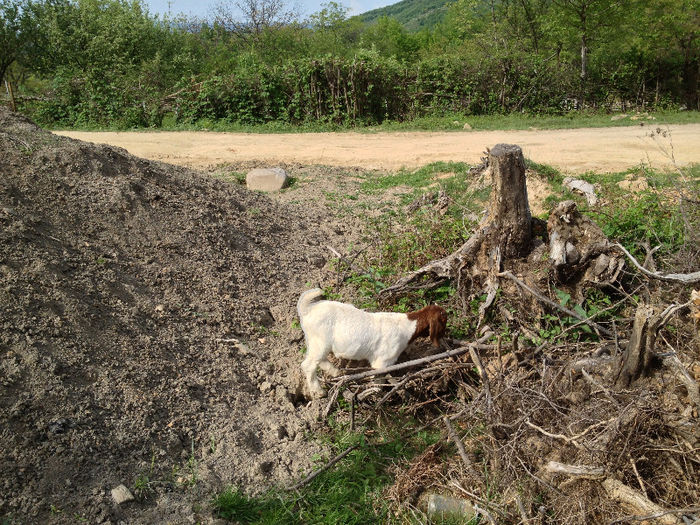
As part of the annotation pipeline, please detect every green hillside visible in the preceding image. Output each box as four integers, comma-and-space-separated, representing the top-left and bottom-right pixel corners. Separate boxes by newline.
359, 0, 456, 31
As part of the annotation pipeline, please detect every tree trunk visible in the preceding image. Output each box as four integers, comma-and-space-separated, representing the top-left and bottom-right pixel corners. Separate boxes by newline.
5, 79, 17, 112
580, 33, 588, 107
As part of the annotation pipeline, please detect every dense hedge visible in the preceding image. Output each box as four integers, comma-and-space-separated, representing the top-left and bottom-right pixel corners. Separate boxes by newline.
168, 53, 579, 126
9, 0, 697, 128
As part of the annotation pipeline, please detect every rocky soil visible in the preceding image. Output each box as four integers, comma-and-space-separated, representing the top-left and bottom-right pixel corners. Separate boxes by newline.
0, 108, 361, 524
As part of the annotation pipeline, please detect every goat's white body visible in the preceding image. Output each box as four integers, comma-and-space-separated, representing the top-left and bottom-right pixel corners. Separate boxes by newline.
298, 288, 417, 395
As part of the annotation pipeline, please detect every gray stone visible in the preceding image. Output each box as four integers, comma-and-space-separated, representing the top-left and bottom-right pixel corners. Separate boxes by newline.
246, 168, 289, 192
110, 484, 134, 505
563, 176, 598, 206
462, 122, 472, 130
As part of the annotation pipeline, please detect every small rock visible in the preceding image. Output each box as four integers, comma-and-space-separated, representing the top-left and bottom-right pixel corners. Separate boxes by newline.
260, 381, 272, 393
111, 484, 134, 505
462, 122, 472, 130
246, 167, 289, 192
154, 304, 164, 313
48, 418, 73, 434
563, 177, 598, 206
610, 114, 628, 121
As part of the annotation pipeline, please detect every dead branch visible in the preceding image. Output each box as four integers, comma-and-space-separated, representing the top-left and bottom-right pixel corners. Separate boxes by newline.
545, 461, 605, 479
581, 369, 620, 407
663, 354, 700, 411
499, 271, 614, 337
474, 503, 497, 525
379, 232, 483, 296
602, 478, 683, 525
469, 346, 493, 412
288, 444, 358, 491
327, 244, 368, 282
629, 456, 648, 499
514, 494, 529, 523
324, 336, 494, 417
448, 481, 508, 519
608, 507, 700, 525
614, 243, 700, 284
332, 337, 495, 384
444, 417, 478, 476
525, 420, 586, 451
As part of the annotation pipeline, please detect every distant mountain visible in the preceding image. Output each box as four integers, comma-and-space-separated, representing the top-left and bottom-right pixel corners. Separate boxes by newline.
358, 0, 457, 31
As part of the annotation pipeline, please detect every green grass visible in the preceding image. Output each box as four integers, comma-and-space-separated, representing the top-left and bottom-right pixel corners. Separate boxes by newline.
356, 162, 489, 287
45, 110, 700, 133
213, 423, 441, 524
211, 170, 246, 185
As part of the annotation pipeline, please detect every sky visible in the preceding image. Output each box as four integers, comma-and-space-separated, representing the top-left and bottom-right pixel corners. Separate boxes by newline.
144, 0, 395, 19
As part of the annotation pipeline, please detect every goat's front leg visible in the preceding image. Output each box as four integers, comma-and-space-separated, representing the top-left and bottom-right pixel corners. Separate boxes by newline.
301, 339, 327, 397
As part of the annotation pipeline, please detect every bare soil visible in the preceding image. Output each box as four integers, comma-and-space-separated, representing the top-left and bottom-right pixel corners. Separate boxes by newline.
55, 124, 700, 173
0, 109, 378, 524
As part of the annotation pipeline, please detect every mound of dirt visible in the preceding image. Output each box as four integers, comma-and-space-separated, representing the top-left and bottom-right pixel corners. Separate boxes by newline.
0, 108, 338, 523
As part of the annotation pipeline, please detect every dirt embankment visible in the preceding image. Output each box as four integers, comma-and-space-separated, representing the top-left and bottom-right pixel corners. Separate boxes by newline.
55, 124, 700, 173
0, 109, 359, 524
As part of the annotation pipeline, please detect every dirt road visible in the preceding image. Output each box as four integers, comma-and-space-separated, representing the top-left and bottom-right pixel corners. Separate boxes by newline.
55, 124, 700, 173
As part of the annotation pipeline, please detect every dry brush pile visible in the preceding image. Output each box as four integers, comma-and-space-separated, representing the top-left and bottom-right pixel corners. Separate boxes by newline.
323, 145, 700, 524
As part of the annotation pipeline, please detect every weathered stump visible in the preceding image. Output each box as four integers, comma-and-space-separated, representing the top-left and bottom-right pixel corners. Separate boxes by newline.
381, 144, 623, 311
547, 200, 624, 301
380, 144, 533, 298
615, 304, 656, 388
483, 144, 532, 260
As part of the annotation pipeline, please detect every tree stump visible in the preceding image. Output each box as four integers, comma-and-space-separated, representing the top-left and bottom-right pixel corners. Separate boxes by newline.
380, 144, 622, 311
380, 144, 533, 298
483, 144, 532, 260
615, 304, 656, 388
547, 200, 624, 301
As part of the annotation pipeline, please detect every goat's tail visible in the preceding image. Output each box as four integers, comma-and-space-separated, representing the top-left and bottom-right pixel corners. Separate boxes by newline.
297, 288, 324, 317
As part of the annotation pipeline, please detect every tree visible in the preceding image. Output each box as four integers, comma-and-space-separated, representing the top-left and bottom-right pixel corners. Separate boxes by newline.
211, 0, 299, 40
548, 0, 624, 101
360, 16, 419, 62
0, 0, 31, 108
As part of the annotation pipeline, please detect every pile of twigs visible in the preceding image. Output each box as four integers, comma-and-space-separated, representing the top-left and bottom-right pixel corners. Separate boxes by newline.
315, 265, 699, 524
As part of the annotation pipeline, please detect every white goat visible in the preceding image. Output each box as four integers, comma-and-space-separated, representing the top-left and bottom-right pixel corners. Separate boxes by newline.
297, 288, 447, 397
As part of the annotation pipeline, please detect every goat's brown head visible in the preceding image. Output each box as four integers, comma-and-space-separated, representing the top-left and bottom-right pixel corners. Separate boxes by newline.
408, 305, 448, 347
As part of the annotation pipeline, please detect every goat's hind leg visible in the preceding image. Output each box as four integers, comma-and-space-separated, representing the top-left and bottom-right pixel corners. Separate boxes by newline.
319, 359, 341, 378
